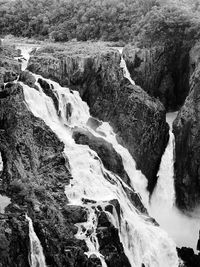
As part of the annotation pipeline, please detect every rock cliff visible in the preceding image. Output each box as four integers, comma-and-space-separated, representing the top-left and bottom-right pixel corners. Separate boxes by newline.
173, 61, 200, 210
27, 43, 169, 192
122, 44, 190, 111
0, 44, 21, 88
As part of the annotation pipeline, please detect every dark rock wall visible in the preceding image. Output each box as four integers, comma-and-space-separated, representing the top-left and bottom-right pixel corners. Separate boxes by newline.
0, 214, 30, 267
173, 64, 200, 210
122, 44, 190, 111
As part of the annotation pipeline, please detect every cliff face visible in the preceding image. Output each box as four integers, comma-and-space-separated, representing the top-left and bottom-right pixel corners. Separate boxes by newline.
27, 44, 169, 192
122, 44, 190, 111
173, 63, 200, 210
0, 45, 21, 88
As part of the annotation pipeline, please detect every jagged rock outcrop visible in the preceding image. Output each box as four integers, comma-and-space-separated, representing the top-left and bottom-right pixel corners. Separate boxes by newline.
122, 44, 190, 111
27, 43, 169, 192
0, 45, 21, 88
173, 62, 200, 210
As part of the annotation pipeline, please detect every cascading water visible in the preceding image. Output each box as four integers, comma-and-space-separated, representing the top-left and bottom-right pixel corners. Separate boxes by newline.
118, 48, 135, 85
118, 46, 200, 252
149, 112, 200, 251
26, 215, 46, 267
20, 68, 179, 266
0, 152, 11, 213
150, 112, 177, 211
75, 206, 107, 267
0, 152, 3, 172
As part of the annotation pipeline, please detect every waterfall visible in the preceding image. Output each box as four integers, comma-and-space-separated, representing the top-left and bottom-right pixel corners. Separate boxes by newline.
150, 112, 200, 251
0, 152, 3, 172
75, 206, 107, 267
88, 121, 149, 208
118, 47, 135, 85
0, 153, 11, 214
20, 71, 179, 267
150, 113, 177, 211
26, 215, 46, 267
0, 194, 10, 214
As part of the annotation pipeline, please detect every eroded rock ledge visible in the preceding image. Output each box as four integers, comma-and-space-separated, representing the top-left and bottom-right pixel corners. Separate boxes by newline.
27, 43, 169, 192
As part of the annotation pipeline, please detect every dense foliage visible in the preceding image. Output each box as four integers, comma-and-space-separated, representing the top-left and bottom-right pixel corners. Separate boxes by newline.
0, 0, 159, 42
135, 4, 200, 48
0, 0, 200, 44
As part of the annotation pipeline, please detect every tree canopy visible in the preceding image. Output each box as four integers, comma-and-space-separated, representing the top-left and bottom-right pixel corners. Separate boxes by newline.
0, 0, 200, 44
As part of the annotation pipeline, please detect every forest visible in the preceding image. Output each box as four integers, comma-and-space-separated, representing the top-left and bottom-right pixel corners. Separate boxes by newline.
0, 0, 200, 43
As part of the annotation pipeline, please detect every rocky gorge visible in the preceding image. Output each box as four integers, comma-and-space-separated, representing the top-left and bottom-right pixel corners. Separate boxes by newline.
1, 36, 200, 267
27, 43, 169, 193
0, 43, 137, 266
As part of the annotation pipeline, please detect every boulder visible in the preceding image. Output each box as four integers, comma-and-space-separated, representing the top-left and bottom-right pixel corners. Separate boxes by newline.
72, 128, 130, 186
27, 43, 169, 192
18, 70, 39, 91
37, 77, 59, 112
122, 44, 190, 111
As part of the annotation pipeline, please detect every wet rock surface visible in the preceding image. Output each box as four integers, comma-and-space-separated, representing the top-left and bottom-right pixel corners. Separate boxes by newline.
122, 44, 190, 111
27, 43, 169, 192
97, 207, 131, 267
37, 77, 59, 112
72, 128, 131, 186
18, 70, 39, 91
